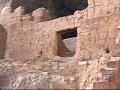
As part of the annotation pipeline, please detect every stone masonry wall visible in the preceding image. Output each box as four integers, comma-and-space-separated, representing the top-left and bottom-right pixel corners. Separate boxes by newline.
0, 7, 38, 60
0, 0, 120, 89
36, 11, 120, 60
79, 0, 120, 19
0, 0, 119, 60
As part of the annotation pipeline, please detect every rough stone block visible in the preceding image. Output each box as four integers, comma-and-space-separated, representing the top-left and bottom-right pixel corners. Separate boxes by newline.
93, 81, 110, 89
100, 68, 115, 75
106, 60, 117, 68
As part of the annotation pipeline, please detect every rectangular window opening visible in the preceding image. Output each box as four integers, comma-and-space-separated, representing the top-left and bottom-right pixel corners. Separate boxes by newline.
57, 28, 77, 57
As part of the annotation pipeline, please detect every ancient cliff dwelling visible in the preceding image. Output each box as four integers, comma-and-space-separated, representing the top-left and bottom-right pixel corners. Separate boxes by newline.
0, 0, 120, 89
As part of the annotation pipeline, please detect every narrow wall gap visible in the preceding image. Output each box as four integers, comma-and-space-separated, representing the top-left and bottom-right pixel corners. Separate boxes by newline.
0, 25, 7, 59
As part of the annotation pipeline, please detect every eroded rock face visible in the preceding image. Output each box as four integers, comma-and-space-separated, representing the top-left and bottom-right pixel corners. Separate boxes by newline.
0, 0, 88, 18
0, 6, 12, 15
32, 8, 52, 22
0, 0, 11, 12
14, 6, 25, 16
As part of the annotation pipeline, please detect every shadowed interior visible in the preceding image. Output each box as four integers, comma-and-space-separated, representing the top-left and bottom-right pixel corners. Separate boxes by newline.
57, 28, 77, 57
0, 25, 7, 59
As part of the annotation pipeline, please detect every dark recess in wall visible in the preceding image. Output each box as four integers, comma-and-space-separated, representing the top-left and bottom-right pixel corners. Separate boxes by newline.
57, 28, 77, 57
0, 25, 7, 59
59, 28, 77, 39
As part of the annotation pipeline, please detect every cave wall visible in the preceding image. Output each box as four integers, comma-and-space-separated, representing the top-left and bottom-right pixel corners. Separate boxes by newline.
0, 0, 88, 18
0, 0, 10, 12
